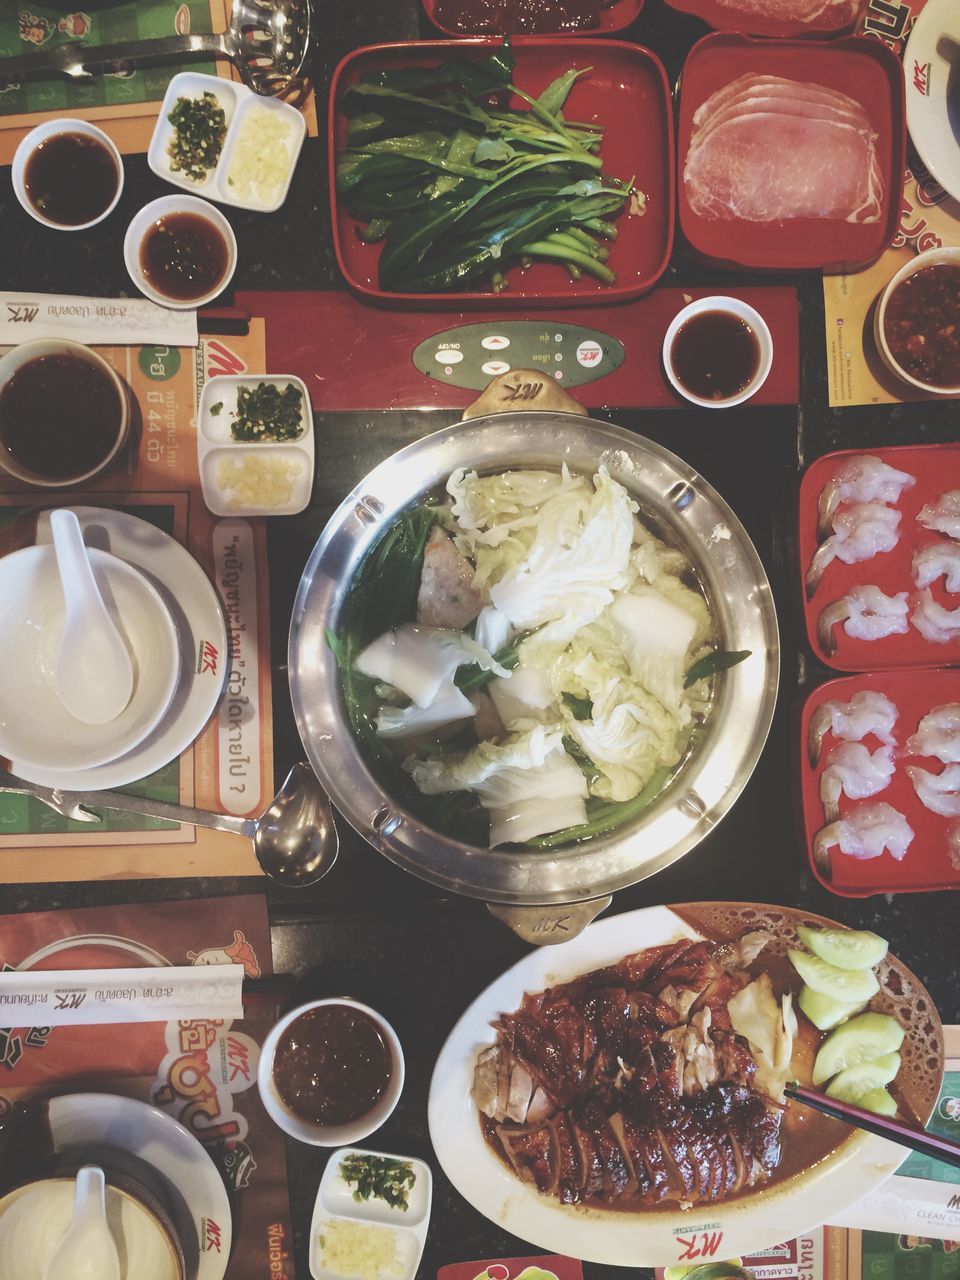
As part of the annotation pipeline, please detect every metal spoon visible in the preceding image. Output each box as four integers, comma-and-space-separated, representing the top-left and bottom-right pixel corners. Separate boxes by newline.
0, 0, 312, 97
0, 762, 338, 888
50, 510, 134, 726
44, 1166, 120, 1280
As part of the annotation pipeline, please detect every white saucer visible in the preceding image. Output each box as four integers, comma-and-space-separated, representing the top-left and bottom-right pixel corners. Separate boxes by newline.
47, 1092, 231, 1280
10, 507, 227, 790
905, 0, 960, 203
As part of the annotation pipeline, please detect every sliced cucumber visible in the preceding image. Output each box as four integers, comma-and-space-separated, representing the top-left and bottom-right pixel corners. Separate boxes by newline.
788, 950, 880, 1004
812, 1012, 905, 1085
797, 925, 888, 971
798, 985, 865, 1031
825, 1052, 901, 1103
857, 1087, 899, 1118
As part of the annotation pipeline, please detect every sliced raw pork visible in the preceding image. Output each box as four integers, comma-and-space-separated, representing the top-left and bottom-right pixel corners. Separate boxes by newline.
714, 0, 862, 27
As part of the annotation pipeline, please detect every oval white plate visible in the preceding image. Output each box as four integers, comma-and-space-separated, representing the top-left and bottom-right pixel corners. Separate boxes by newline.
428, 903, 940, 1267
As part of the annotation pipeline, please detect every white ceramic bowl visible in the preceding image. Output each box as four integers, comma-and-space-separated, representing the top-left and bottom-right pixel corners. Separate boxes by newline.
662, 295, 774, 408
0, 338, 130, 487
123, 194, 237, 310
874, 245, 960, 395
12, 118, 123, 230
258, 999, 405, 1147
0, 544, 180, 772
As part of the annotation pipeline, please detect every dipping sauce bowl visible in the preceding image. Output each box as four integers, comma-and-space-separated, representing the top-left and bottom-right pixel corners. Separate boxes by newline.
662, 295, 773, 408
124, 195, 237, 310
258, 998, 405, 1147
12, 119, 123, 231
874, 246, 960, 395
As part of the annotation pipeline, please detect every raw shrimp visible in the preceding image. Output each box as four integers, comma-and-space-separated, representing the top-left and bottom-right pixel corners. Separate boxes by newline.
917, 490, 960, 540
819, 742, 895, 823
812, 801, 914, 878
807, 689, 899, 766
817, 454, 915, 539
816, 584, 909, 656
910, 588, 960, 644
906, 763, 960, 817
805, 503, 901, 598
907, 703, 960, 764
949, 824, 960, 872
912, 540, 960, 593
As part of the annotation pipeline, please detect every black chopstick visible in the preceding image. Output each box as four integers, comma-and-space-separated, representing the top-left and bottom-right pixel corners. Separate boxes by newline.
786, 1082, 960, 1170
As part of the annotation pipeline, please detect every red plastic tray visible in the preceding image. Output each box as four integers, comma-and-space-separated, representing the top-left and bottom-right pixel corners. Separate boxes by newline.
421, 0, 643, 37
663, 0, 860, 39
800, 445, 960, 671
676, 33, 905, 272
328, 40, 674, 308
800, 671, 960, 896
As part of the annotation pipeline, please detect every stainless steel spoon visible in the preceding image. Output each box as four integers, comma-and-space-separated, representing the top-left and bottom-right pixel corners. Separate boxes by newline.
0, 762, 338, 887
0, 0, 312, 97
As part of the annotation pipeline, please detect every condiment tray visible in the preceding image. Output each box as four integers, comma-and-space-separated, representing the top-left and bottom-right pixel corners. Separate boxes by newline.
197, 374, 314, 517
309, 1148, 432, 1280
148, 72, 306, 213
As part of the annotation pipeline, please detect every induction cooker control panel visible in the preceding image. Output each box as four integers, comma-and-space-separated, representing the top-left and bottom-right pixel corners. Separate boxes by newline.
412, 321, 626, 391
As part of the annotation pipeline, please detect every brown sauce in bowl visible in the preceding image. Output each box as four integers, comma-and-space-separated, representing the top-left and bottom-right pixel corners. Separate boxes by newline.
670, 310, 761, 402
273, 1005, 392, 1126
883, 262, 960, 388
433, 0, 616, 32
0, 354, 123, 481
24, 132, 120, 226
140, 211, 229, 302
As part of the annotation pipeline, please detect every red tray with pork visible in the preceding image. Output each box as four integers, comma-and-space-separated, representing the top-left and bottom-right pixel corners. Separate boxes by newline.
663, 0, 864, 40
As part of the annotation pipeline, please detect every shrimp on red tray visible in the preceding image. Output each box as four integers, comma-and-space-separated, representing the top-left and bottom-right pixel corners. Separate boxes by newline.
806, 503, 901, 598
917, 490, 960, 541
817, 454, 915, 540
907, 703, 960, 764
807, 689, 899, 767
819, 742, 895, 823
813, 801, 915, 879
816, 584, 908, 656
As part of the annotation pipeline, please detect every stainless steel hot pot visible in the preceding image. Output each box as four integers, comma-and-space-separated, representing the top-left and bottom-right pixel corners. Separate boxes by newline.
288, 403, 779, 939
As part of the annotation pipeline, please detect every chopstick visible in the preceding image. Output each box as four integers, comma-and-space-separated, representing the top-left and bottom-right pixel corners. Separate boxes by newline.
786, 1082, 960, 1170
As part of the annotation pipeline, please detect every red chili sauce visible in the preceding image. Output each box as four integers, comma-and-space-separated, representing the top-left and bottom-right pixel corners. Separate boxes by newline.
433, 0, 616, 33
273, 1005, 392, 1125
883, 263, 960, 388
670, 309, 761, 402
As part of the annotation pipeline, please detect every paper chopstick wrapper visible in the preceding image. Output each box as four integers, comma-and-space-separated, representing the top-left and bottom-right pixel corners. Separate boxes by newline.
0, 964, 244, 1026
0, 292, 198, 348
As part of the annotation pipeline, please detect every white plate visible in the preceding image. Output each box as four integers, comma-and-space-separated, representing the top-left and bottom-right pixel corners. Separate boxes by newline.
904, 0, 960, 204
148, 72, 306, 213
47, 1092, 231, 1280
428, 903, 940, 1268
310, 1148, 432, 1280
11, 506, 227, 790
198, 375, 314, 517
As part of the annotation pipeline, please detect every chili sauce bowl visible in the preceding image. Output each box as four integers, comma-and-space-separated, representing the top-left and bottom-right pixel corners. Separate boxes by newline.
12, 118, 123, 231
874, 246, 960, 395
123, 195, 237, 311
0, 338, 130, 488
662, 295, 773, 408
258, 998, 405, 1147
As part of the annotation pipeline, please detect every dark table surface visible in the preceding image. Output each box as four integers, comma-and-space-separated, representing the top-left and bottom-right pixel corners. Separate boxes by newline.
1, 2, 959, 1277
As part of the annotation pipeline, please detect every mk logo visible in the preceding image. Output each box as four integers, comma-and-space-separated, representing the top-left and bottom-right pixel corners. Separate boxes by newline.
675, 1232, 724, 1261
54, 991, 86, 1010
5, 304, 39, 324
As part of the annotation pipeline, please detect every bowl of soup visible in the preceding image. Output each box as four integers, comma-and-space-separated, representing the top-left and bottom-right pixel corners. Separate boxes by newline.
0, 339, 130, 487
875, 246, 960, 394
258, 998, 405, 1146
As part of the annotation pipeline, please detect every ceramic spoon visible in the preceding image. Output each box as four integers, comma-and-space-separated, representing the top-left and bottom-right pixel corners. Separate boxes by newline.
44, 1166, 121, 1280
50, 509, 133, 725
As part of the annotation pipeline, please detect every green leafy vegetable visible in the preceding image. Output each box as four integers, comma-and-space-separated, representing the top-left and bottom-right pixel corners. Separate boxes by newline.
683, 650, 750, 688
210, 402, 223, 416
562, 691, 593, 721
228, 382, 304, 443
339, 1153, 416, 1212
167, 92, 226, 182
525, 765, 671, 848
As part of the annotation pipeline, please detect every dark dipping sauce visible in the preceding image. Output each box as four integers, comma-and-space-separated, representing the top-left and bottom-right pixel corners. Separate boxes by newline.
25, 132, 120, 226
670, 309, 762, 402
140, 211, 229, 302
0, 354, 122, 480
273, 1005, 392, 1126
883, 262, 960, 388
434, 0, 616, 33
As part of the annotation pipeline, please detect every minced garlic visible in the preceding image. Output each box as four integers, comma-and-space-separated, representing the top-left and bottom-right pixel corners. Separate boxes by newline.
225, 106, 295, 203
317, 1219, 403, 1280
216, 454, 301, 511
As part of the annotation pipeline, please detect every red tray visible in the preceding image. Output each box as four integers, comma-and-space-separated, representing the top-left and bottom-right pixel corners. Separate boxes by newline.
800, 445, 960, 671
421, 0, 643, 37
676, 33, 905, 272
663, 0, 861, 39
328, 39, 674, 308
799, 671, 960, 896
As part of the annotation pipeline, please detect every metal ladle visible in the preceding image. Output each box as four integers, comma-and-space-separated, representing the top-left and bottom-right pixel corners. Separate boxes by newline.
0, 762, 338, 888
0, 0, 312, 97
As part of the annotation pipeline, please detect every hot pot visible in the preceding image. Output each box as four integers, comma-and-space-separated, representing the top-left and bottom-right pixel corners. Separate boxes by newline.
288, 374, 779, 941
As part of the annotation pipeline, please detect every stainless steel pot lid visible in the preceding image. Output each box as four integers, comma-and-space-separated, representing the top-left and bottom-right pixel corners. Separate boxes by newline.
288, 410, 779, 906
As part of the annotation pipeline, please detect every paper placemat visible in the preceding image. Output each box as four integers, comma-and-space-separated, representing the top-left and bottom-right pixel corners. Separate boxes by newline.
0, 321, 274, 882
822, 0, 960, 407
0, 893, 294, 1280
